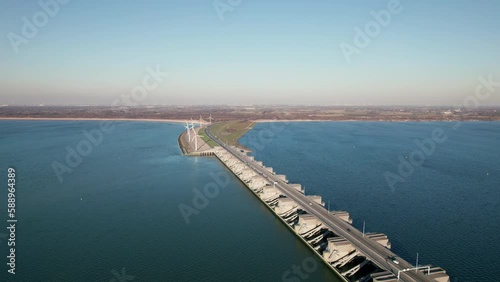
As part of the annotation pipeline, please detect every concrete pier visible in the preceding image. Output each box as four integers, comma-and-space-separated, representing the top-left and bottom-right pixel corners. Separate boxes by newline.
295, 214, 323, 235
260, 186, 281, 203
308, 195, 325, 206
248, 176, 267, 190
324, 237, 356, 263
289, 183, 304, 193
275, 198, 299, 216
366, 233, 391, 249
264, 166, 274, 174
275, 174, 288, 183
331, 211, 352, 224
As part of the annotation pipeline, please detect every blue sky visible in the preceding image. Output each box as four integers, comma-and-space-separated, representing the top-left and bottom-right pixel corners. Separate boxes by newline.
1, 0, 499, 105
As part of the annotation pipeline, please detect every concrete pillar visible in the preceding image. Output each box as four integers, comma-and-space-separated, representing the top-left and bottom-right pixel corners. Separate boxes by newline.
294, 214, 322, 235
331, 211, 352, 224
366, 233, 391, 249
307, 195, 325, 206
275, 197, 299, 216
323, 237, 356, 263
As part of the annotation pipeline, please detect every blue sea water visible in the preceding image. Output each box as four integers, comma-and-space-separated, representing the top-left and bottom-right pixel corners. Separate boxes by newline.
240, 121, 500, 282
0, 120, 339, 281
1, 120, 498, 281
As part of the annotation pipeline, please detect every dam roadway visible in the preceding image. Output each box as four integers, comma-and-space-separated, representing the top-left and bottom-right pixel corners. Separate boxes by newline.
205, 125, 435, 282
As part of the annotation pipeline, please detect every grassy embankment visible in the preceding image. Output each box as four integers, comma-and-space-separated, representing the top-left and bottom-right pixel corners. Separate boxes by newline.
206, 121, 255, 148
198, 127, 218, 147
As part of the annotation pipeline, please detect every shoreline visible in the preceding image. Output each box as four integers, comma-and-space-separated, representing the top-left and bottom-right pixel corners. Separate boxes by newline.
1, 117, 499, 123
0, 117, 189, 124
252, 118, 500, 123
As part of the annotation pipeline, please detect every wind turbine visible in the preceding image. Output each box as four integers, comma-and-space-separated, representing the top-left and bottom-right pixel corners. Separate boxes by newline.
208, 114, 214, 125
189, 119, 195, 141
191, 126, 202, 151
199, 115, 204, 128
184, 121, 191, 141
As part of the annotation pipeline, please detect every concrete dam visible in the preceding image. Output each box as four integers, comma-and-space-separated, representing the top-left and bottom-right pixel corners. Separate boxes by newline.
181, 124, 451, 282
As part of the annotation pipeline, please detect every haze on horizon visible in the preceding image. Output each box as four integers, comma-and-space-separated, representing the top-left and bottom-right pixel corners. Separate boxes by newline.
1, 0, 499, 106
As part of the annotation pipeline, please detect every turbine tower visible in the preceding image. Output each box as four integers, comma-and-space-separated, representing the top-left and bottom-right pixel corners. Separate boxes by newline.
191, 126, 202, 151
189, 119, 195, 141
184, 121, 191, 141
208, 114, 214, 124
199, 115, 203, 128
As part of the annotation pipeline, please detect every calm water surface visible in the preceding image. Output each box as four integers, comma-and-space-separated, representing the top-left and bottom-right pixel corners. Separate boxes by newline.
0, 120, 339, 281
240, 121, 500, 282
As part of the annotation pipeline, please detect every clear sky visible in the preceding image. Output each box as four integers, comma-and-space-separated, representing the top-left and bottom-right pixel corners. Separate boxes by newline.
1, 0, 499, 106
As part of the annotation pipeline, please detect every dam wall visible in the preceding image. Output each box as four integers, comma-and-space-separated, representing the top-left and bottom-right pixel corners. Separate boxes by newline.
188, 139, 450, 282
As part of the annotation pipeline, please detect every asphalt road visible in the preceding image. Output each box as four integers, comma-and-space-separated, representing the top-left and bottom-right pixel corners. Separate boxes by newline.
205, 126, 435, 282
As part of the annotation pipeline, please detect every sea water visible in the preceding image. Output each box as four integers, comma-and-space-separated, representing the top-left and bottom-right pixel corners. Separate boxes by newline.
240, 121, 500, 282
0, 120, 339, 281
